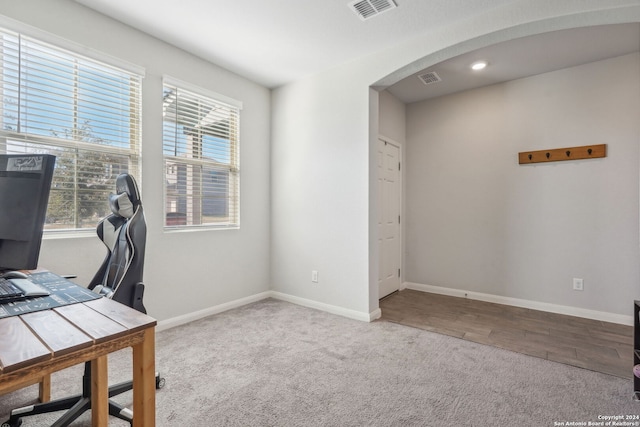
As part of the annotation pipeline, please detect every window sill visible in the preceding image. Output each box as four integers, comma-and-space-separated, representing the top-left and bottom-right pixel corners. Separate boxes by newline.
42, 230, 96, 240
163, 225, 240, 234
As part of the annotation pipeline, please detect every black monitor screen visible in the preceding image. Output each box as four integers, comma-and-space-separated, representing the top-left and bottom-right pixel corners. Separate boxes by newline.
0, 154, 56, 271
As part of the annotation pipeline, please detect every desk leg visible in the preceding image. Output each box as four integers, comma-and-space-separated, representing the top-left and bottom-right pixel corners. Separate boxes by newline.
133, 327, 156, 427
38, 374, 51, 402
91, 355, 109, 427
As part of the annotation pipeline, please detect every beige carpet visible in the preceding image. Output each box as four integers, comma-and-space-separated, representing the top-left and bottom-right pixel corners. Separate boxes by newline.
0, 298, 638, 426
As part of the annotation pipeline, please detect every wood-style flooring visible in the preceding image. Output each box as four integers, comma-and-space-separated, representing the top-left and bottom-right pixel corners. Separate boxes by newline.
379, 289, 633, 379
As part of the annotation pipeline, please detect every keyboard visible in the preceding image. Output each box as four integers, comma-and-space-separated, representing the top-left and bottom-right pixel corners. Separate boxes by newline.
0, 277, 50, 303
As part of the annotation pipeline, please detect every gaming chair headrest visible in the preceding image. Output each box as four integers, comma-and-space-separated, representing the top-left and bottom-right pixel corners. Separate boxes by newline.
108, 174, 141, 219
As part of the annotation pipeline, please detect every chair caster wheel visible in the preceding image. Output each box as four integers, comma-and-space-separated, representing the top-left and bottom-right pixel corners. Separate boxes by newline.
2, 419, 22, 427
156, 376, 166, 389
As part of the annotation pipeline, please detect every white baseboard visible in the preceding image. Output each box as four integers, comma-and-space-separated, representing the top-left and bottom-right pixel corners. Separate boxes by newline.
270, 291, 381, 322
156, 291, 272, 332
157, 291, 380, 332
404, 282, 633, 326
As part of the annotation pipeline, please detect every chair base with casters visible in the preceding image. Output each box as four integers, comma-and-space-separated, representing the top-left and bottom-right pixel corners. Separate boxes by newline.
2, 362, 164, 427
1, 375, 51, 405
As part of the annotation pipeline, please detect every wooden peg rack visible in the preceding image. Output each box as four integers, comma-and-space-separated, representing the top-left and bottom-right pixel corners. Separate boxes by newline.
518, 144, 606, 165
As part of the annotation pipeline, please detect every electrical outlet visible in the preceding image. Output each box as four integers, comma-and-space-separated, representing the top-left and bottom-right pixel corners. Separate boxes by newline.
573, 278, 584, 291
311, 270, 318, 283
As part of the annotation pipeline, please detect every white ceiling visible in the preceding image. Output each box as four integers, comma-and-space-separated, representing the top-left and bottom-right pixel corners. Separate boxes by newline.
387, 23, 640, 103
74, 1, 640, 103
74, 0, 519, 88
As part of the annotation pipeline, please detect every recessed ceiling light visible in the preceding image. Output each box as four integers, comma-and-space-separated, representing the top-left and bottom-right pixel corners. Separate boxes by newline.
471, 61, 488, 71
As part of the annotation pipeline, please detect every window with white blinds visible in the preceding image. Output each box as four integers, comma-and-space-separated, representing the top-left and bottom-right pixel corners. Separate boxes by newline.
162, 80, 240, 229
0, 29, 142, 232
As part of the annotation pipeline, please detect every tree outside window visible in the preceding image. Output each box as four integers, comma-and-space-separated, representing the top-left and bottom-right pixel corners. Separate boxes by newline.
0, 30, 142, 231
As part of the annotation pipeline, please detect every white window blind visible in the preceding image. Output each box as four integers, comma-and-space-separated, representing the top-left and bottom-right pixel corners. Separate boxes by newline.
0, 29, 142, 231
162, 81, 240, 229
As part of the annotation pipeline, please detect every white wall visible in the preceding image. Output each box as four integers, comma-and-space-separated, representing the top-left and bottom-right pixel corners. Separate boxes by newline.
0, 0, 271, 321
404, 53, 640, 317
1, 0, 639, 324
378, 90, 406, 144
272, 1, 640, 319
271, 67, 373, 316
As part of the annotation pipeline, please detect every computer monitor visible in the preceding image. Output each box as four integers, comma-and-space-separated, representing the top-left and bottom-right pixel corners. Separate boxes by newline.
0, 154, 56, 271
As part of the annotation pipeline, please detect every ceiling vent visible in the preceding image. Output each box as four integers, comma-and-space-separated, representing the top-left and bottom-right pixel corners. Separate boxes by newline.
418, 71, 441, 85
349, 0, 397, 21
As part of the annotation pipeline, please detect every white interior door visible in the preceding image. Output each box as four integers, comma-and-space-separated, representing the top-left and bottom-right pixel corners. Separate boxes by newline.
378, 137, 401, 299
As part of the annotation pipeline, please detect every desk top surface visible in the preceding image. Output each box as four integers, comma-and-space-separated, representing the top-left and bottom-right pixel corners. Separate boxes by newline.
0, 279, 156, 375
0, 271, 101, 318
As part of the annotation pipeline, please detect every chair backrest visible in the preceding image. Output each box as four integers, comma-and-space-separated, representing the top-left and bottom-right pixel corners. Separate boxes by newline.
89, 174, 147, 313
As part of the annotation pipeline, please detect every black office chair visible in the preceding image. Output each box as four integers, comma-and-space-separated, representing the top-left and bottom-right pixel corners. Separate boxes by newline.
3, 173, 163, 427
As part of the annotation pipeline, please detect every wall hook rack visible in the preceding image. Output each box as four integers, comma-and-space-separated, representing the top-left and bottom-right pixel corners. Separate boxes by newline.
518, 144, 606, 165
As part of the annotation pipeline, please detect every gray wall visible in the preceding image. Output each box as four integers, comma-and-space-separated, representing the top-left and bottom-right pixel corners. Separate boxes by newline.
272, 2, 640, 320
378, 90, 407, 287
1, 0, 638, 324
404, 53, 640, 316
378, 90, 406, 144
0, 0, 272, 322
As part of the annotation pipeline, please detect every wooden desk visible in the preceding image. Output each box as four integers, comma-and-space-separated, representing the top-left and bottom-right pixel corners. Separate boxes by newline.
0, 296, 156, 427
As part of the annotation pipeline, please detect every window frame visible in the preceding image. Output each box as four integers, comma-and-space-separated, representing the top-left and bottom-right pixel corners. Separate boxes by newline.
162, 76, 242, 231
0, 24, 144, 235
